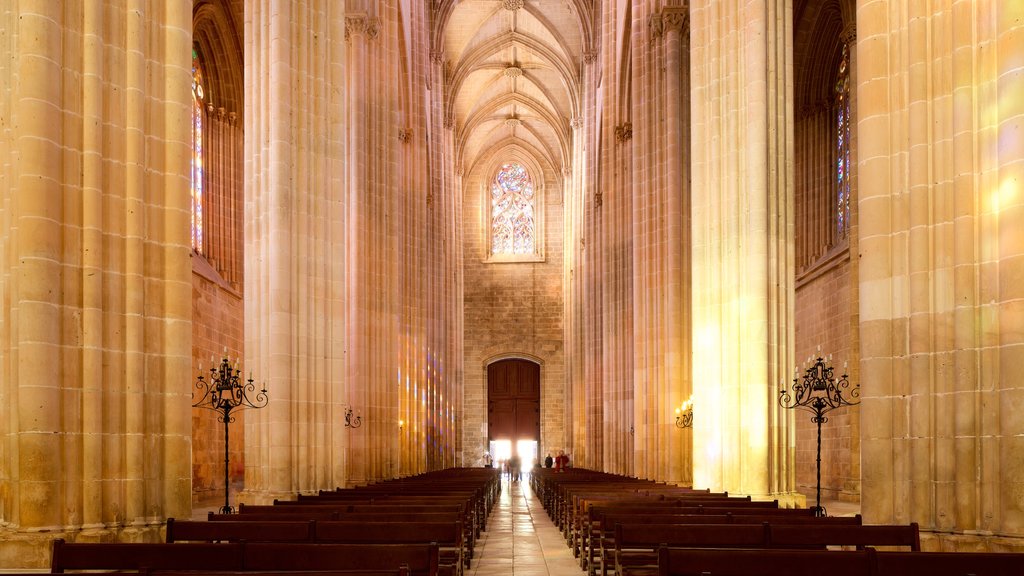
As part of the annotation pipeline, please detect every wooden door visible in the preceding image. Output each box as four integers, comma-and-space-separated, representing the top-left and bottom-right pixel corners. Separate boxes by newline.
487, 359, 540, 450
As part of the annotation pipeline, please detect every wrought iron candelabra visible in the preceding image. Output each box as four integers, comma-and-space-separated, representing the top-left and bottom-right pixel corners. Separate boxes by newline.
778, 356, 859, 517
193, 355, 268, 514
675, 398, 694, 429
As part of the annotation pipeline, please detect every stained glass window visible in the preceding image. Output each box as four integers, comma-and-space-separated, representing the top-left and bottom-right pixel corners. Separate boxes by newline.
835, 43, 851, 239
491, 162, 536, 255
191, 45, 205, 253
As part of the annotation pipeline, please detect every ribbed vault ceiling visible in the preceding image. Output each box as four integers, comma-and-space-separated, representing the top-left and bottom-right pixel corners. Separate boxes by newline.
438, 0, 591, 176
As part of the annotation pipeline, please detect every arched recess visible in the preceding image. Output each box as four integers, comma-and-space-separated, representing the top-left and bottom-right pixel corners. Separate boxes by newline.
791, 0, 860, 509
190, 0, 246, 505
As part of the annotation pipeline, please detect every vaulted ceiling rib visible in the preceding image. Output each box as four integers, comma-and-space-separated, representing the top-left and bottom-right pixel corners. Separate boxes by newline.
440, 1, 586, 178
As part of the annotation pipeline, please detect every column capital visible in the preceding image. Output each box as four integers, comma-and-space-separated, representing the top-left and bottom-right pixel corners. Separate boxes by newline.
840, 23, 856, 45
662, 7, 688, 35
649, 14, 664, 40
345, 16, 380, 42
615, 122, 632, 142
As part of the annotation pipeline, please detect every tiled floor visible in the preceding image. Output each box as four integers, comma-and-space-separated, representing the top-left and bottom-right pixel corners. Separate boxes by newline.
470, 475, 584, 576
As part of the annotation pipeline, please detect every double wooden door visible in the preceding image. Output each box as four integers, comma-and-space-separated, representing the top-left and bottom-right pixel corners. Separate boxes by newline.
487, 359, 540, 451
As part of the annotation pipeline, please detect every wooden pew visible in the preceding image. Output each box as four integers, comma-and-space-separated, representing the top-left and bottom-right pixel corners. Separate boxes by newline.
616, 522, 921, 576
151, 572, 410, 576
656, 546, 875, 576
51, 540, 243, 573
51, 540, 440, 576
769, 522, 920, 551
167, 518, 315, 543
242, 543, 440, 576
315, 521, 466, 574
874, 550, 1024, 576
655, 546, 1024, 576
586, 513, 862, 576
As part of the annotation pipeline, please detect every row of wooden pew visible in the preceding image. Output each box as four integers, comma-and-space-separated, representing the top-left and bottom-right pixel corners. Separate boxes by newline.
47, 468, 501, 576
531, 468, 1024, 576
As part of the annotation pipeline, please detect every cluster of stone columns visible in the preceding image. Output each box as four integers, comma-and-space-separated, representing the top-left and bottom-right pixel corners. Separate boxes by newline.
856, 0, 1024, 549
0, 0, 194, 562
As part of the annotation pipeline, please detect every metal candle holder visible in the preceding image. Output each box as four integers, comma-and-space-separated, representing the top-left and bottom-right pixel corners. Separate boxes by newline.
344, 406, 362, 428
192, 355, 268, 514
674, 398, 693, 429
778, 356, 859, 517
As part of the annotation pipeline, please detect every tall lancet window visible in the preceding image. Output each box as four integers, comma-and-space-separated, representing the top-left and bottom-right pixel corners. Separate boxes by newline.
191, 45, 206, 253
490, 162, 536, 256
835, 43, 851, 239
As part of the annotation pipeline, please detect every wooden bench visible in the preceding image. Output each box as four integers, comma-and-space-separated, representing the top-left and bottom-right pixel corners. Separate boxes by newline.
586, 513, 862, 576
51, 540, 440, 576
770, 522, 920, 551
656, 546, 1024, 576
241, 543, 440, 576
616, 522, 921, 576
168, 518, 315, 542
315, 521, 466, 574
874, 550, 1024, 576
656, 546, 875, 576
52, 540, 243, 573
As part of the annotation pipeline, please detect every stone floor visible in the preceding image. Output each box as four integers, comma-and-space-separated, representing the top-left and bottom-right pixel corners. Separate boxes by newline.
469, 476, 584, 576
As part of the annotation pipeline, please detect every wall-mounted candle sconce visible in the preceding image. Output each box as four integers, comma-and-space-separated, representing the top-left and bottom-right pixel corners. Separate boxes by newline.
344, 405, 362, 428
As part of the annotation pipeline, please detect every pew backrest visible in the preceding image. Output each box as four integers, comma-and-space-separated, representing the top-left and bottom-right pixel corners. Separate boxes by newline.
51, 540, 243, 573
167, 518, 314, 542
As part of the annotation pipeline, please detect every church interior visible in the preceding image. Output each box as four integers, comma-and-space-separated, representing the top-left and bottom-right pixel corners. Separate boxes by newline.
1, 0, 1023, 568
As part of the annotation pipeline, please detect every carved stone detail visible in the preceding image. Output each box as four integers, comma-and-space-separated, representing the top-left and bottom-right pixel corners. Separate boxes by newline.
841, 23, 857, 45
570, 116, 583, 130
444, 114, 455, 130
345, 16, 380, 41
503, 0, 524, 10
662, 9, 688, 34
583, 50, 598, 64
505, 117, 522, 128
504, 66, 523, 78
649, 14, 664, 39
615, 122, 633, 142
398, 129, 412, 143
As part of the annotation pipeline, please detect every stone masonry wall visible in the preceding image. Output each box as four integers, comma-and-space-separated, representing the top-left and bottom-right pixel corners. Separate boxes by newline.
461, 164, 566, 467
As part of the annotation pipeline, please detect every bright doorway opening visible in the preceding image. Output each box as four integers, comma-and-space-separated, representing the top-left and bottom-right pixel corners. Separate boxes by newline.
489, 439, 537, 476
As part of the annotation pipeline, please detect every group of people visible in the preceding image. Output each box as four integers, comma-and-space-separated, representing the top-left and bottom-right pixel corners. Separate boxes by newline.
482, 449, 571, 482
543, 450, 570, 471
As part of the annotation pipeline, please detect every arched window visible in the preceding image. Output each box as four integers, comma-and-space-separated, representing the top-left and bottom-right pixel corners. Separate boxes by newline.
834, 42, 851, 240
490, 162, 536, 256
191, 44, 205, 254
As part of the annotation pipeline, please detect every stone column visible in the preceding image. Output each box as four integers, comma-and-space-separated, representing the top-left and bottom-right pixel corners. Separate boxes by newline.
690, 0, 798, 501
0, 0, 191, 565
857, 0, 1024, 549
243, 0, 348, 498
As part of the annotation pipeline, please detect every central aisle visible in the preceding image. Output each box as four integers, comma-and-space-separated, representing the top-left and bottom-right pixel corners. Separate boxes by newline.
469, 474, 585, 576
